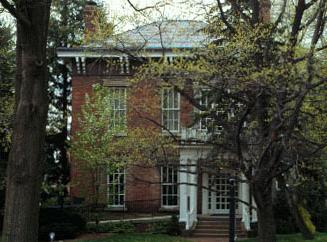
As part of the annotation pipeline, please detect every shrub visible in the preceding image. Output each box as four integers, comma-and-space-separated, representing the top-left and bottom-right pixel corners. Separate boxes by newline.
167, 215, 181, 236
273, 191, 298, 234
298, 205, 316, 235
87, 221, 135, 233
312, 207, 327, 232
147, 216, 181, 235
0, 211, 3, 232
38, 208, 86, 241
149, 220, 171, 234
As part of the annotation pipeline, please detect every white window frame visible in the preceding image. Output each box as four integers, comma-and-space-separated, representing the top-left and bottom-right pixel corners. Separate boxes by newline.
161, 166, 179, 207
108, 87, 127, 128
107, 168, 126, 207
198, 90, 211, 131
197, 90, 225, 134
161, 88, 180, 133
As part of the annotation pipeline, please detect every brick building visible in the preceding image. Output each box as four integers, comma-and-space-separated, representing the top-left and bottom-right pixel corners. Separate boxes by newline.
57, 1, 257, 233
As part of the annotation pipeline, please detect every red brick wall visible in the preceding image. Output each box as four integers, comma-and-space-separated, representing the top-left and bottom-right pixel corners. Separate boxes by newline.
70, 75, 101, 199
125, 165, 161, 212
70, 63, 195, 207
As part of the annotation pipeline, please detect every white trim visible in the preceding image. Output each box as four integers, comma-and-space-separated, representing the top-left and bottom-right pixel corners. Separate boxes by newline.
57, 50, 187, 58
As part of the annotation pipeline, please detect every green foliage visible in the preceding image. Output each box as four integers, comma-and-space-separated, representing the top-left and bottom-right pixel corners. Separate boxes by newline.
39, 208, 86, 240
43, 0, 88, 206
241, 233, 327, 242
143, 216, 180, 235
70, 84, 126, 171
273, 192, 298, 234
87, 221, 135, 233
0, 22, 14, 193
298, 205, 316, 235
0, 22, 14, 150
147, 220, 171, 234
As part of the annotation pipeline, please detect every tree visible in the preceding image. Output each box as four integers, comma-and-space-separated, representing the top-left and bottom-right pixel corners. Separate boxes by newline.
129, 1, 327, 241
0, 1, 51, 241
42, 0, 87, 206
0, 21, 14, 207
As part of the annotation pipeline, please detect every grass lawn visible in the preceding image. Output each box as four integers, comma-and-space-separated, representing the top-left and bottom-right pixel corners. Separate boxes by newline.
241, 233, 327, 242
77, 234, 190, 242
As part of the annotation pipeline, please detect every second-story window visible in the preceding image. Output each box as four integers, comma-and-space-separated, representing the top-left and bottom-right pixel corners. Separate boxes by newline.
199, 91, 211, 131
108, 87, 127, 128
161, 88, 180, 132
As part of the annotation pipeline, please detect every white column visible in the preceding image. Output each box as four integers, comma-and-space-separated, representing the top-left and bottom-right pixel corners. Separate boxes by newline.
124, 56, 130, 74
189, 158, 198, 224
75, 57, 81, 74
179, 155, 188, 225
202, 172, 208, 215
119, 56, 124, 74
240, 173, 251, 230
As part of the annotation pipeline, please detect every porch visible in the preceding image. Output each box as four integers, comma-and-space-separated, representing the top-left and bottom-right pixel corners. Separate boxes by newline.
178, 145, 257, 232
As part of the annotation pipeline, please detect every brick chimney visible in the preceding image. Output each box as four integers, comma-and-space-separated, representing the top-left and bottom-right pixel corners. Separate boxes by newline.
259, 0, 271, 23
84, 1, 98, 35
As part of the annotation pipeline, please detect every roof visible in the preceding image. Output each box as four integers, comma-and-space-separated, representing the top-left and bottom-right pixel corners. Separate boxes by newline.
109, 20, 208, 50
57, 20, 209, 57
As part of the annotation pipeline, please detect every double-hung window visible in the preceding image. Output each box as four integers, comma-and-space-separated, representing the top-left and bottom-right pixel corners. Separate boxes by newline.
161, 166, 178, 207
198, 91, 211, 131
198, 90, 224, 134
107, 168, 125, 207
161, 88, 180, 132
108, 87, 127, 128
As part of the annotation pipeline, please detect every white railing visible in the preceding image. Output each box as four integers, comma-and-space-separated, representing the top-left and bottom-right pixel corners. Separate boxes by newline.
186, 208, 197, 230
181, 128, 211, 142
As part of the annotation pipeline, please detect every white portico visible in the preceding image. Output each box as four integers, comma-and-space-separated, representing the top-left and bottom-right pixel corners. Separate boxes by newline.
178, 137, 257, 231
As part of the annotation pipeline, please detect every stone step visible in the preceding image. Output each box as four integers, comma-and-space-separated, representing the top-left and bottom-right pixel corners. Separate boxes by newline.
196, 224, 243, 230
192, 233, 230, 238
193, 229, 244, 234
193, 216, 247, 238
192, 232, 247, 238
198, 216, 242, 222
197, 221, 242, 226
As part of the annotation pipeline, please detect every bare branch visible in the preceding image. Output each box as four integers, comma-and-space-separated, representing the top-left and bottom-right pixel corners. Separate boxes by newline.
216, 0, 235, 32
126, 0, 167, 12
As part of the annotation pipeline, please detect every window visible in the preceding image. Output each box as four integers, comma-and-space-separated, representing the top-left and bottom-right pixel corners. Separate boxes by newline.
197, 90, 224, 134
198, 91, 211, 131
108, 87, 127, 128
161, 88, 180, 132
161, 166, 178, 207
107, 169, 125, 207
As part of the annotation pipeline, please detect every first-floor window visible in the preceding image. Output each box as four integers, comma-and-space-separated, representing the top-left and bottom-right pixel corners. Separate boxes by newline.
161, 166, 178, 206
107, 168, 125, 207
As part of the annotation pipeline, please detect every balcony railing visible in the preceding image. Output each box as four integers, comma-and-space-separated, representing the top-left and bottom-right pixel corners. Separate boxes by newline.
180, 128, 211, 143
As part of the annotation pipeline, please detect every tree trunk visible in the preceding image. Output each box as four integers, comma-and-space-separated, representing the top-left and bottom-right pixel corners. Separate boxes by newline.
252, 180, 277, 242
2, 1, 51, 242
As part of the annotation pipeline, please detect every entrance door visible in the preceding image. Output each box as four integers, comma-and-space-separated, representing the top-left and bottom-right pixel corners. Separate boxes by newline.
207, 174, 238, 214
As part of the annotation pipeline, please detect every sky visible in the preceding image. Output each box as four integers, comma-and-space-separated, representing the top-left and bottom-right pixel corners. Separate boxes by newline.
101, 0, 215, 30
